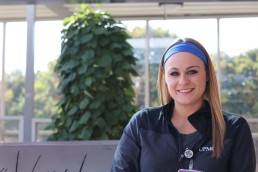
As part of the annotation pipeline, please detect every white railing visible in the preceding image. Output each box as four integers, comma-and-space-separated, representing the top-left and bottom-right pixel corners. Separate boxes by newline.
32, 118, 53, 142
0, 116, 53, 142
0, 116, 24, 142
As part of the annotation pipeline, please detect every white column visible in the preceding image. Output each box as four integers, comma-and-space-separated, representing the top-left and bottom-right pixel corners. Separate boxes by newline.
0, 22, 6, 142
144, 20, 150, 108
216, 18, 221, 97
0, 22, 6, 117
24, 5, 35, 142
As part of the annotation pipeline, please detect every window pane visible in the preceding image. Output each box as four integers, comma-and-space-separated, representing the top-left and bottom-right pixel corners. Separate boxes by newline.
220, 17, 258, 57
220, 17, 258, 119
122, 20, 146, 109
34, 21, 62, 118
5, 22, 27, 116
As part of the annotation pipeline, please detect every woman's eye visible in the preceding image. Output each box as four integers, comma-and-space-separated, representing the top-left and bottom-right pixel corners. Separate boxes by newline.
170, 72, 179, 76
188, 70, 198, 74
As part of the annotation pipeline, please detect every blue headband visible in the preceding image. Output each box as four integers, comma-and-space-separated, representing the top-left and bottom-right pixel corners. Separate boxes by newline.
163, 42, 208, 66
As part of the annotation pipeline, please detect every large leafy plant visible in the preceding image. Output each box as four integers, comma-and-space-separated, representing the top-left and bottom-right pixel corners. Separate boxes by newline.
48, 4, 138, 140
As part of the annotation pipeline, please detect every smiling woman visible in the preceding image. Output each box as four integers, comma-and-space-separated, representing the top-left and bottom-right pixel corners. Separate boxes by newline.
111, 37, 256, 172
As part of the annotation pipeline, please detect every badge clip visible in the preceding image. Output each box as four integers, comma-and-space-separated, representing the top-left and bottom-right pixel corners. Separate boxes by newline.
184, 148, 193, 159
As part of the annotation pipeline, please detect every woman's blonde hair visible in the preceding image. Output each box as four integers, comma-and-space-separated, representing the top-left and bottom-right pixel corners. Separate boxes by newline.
157, 37, 225, 158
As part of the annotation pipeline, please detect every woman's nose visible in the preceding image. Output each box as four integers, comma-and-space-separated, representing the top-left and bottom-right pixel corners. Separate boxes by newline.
178, 74, 189, 85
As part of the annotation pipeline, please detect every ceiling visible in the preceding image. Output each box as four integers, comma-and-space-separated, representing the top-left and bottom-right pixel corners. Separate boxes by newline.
0, 1, 258, 21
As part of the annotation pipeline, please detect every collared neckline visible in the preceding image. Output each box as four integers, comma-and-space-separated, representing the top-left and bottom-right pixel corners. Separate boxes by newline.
162, 100, 212, 135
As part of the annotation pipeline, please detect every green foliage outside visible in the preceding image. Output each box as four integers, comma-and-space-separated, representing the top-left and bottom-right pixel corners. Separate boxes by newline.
128, 26, 177, 38
4, 62, 59, 118
34, 61, 60, 118
221, 49, 258, 117
4, 70, 25, 116
47, 4, 138, 140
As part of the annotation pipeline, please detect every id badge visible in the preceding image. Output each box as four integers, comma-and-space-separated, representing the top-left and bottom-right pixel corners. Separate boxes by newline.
178, 169, 203, 172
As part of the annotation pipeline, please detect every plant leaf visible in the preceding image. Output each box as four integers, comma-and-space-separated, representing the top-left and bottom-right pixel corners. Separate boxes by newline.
98, 54, 112, 67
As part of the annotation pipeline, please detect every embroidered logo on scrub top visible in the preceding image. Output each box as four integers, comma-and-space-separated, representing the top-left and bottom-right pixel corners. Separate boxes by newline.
198, 147, 213, 152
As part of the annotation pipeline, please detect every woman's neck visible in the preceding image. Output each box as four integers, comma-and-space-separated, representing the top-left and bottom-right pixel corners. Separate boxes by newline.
173, 100, 205, 118
171, 101, 205, 134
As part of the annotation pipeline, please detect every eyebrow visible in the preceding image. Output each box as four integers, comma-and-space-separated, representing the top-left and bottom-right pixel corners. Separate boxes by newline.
168, 65, 201, 70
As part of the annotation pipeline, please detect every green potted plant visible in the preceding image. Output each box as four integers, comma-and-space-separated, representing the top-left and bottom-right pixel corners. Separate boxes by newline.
48, 4, 138, 140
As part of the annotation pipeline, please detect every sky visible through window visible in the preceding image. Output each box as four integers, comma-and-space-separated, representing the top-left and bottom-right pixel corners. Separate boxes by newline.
1, 17, 258, 75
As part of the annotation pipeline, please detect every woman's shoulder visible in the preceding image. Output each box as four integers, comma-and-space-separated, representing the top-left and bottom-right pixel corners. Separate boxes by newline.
222, 111, 249, 129
223, 111, 246, 121
222, 111, 254, 149
132, 105, 163, 119
128, 105, 164, 129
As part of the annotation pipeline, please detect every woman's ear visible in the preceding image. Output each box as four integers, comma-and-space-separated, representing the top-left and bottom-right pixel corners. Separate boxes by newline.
205, 69, 209, 82
206, 75, 209, 82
